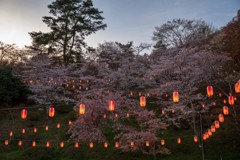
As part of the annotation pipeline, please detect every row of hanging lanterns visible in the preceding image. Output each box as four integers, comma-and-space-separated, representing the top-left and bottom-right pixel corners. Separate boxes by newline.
3, 137, 199, 148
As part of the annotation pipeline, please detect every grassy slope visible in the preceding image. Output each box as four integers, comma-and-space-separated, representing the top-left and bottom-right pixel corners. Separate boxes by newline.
0, 105, 239, 160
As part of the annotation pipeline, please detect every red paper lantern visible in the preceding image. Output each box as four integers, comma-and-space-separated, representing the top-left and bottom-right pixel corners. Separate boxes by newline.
68, 120, 72, 125
173, 91, 179, 103
46, 141, 50, 148
177, 137, 181, 144
215, 120, 220, 129
18, 140, 22, 147
104, 142, 108, 148
49, 106, 55, 117
219, 114, 224, 122
22, 129, 26, 134
57, 123, 61, 129
79, 104, 85, 115
208, 129, 212, 136
203, 134, 207, 140
223, 106, 229, 115
60, 142, 64, 148
75, 142, 79, 148
194, 136, 198, 142
33, 127, 37, 133
21, 109, 27, 119
207, 86, 214, 97
130, 141, 134, 148
32, 141, 36, 147
228, 94, 234, 105
45, 125, 49, 131
115, 142, 119, 148
5, 140, 9, 145
90, 142, 94, 148
146, 140, 150, 147
109, 100, 115, 111
161, 139, 165, 145
140, 96, 146, 107
9, 131, 13, 137
235, 81, 240, 93
211, 125, 216, 133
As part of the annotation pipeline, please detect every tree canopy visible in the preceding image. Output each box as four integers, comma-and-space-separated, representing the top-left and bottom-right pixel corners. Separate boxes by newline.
152, 18, 215, 49
29, 0, 107, 65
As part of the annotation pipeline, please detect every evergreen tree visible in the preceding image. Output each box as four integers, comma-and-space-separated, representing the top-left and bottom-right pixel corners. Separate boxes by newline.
29, 0, 107, 65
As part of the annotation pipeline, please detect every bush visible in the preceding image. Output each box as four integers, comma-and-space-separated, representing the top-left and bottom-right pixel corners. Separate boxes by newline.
0, 66, 31, 107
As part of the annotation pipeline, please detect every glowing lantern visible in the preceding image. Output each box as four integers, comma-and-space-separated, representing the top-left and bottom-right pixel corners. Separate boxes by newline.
46, 141, 50, 148
22, 129, 26, 134
147, 93, 150, 97
212, 102, 216, 106
235, 82, 240, 93
45, 125, 49, 131
223, 99, 227, 104
90, 142, 94, 148
72, 85, 75, 89
211, 125, 216, 133
208, 129, 212, 136
60, 142, 64, 148
68, 120, 72, 125
173, 91, 179, 103
139, 92, 142, 96
206, 132, 209, 139
140, 96, 146, 107
79, 104, 85, 115
49, 106, 55, 118
162, 110, 165, 115
219, 114, 224, 122
5, 140, 9, 145
219, 93, 222, 97
18, 140, 22, 147
85, 86, 88, 91
130, 141, 134, 148
202, 104, 205, 108
9, 131, 13, 137
115, 113, 118, 118
104, 142, 108, 148
203, 134, 206, 141
177, 137, 181, 144
228, 94, 234, 105
215, 120, 220, 129
207, 86, 214, 97
103, 114, 107, 119
126, 113, 130, 118
115, 142, 119, 148
57, 123, 61, 129
130, 92, 133, 96
109, 100, 115, 111
194, 136, 198, 142
172, 109, 175, 114
32, 141, 36, 147
79, 86, 82, 90
146, 140, 150, 147
161, 139, 165, 145
223, 106, 229, 115
75, 142, 79, 148
34, 127, 37, 133
21, 109, 27, 120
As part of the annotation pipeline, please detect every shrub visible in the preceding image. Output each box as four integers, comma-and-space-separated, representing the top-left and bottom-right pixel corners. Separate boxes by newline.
0, 66, 31, 107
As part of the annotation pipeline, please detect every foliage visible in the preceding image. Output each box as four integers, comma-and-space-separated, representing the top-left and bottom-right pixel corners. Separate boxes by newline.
29, 0, 107, 65
0, 66, 30, 107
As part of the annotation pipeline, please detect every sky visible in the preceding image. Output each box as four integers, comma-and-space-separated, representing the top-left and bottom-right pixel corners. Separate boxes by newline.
0, 0, 239, 52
